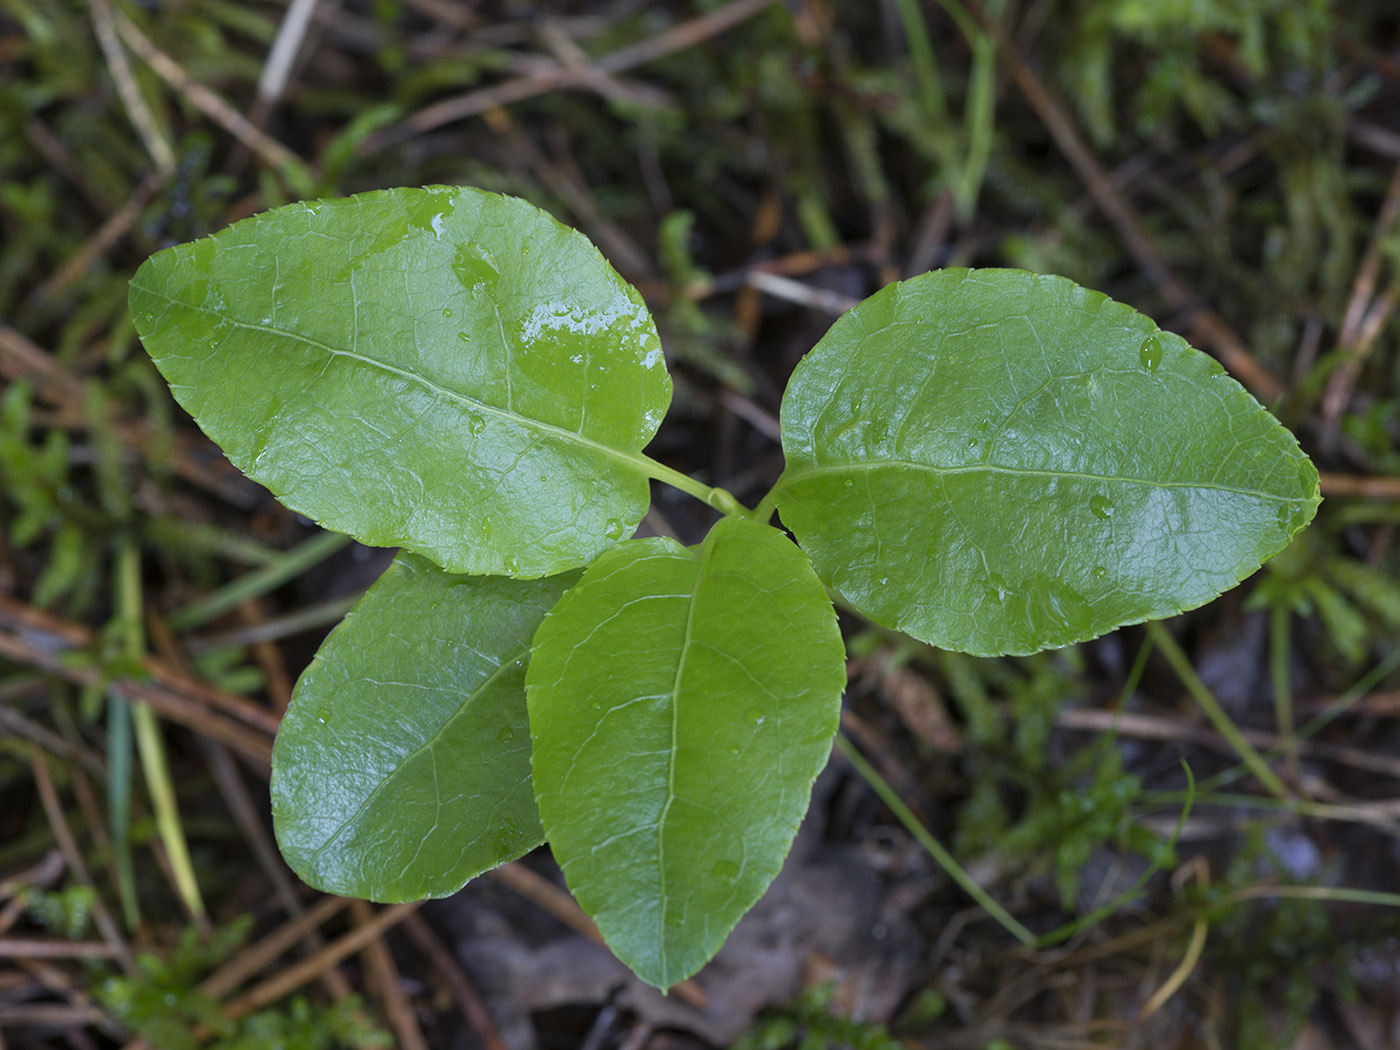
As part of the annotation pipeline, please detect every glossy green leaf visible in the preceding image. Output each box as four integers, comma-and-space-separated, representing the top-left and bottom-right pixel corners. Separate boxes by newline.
130, 186, 670, 578
774, 269, 1320, 657
271, 553, 577, 901
526, 516, 845, 988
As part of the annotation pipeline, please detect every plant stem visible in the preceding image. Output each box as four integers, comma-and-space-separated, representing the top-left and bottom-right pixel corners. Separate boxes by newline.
1146, 621, 1290, 800
117, 538, 206, 924
835, 734, 1038, 947
638, 456, 752, 517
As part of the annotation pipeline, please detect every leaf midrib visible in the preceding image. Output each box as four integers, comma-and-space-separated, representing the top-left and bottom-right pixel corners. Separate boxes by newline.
780, 458, 1300, 503
653, 535, 714, 986
149, 288, 654, 477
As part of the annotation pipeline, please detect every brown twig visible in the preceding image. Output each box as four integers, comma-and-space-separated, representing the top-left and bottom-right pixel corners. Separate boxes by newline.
26, 745, 135, 974
29, 170, 168, 308
351, 900, 429, 1050
113, 11, 304, 174
0, 625, 273, 768
89, 0, 174, 175
198, 895, 351, 1001
983, 5, 1284, 402
1319, 472, 1400, 500
401, 913, 509, 1050
363, 0, 779, 153
222, 902, 422, 1020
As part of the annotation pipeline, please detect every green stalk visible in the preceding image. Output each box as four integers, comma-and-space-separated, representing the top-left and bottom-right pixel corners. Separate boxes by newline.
1146, 622, 1289, 800
106, 691, 139, 930
117, 538, 206, 922
132, 701, 205, 921
167, 530, 351, 630
639, 456, 751, 518
836, 734, 1038, 947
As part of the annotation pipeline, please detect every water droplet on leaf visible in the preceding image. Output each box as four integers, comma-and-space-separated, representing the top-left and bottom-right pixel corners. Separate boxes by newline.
744, 707, 766, 727
497, 726, 515, 743
452, 244, 500, 295
1090, 494, 1114, 520
468, 414, 485, 435
1138, 333, 1165, 373
711, 860, 740, 886
503, 556, 519, 575
442, 307, 452, 318
604, 519, 625, 540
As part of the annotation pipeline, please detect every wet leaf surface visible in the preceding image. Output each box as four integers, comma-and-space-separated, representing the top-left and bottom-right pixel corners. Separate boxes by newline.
130, 186, 671, 578
271, 553, 577, 901
775, 269, 1321, 656
526, 516, 845, 988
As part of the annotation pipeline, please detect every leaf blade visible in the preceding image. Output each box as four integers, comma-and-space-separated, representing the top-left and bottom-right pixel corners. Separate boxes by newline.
526, 517, 845, 988
130, 186, 671, 577
775, 268, 1320, 656
271, 553, 577, 901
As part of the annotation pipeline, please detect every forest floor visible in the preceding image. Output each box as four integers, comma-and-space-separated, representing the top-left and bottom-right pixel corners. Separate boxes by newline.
3, 1, 1400, 1048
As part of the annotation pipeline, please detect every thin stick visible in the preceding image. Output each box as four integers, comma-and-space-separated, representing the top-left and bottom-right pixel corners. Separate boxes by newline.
223, 902, 422, 1020
27, 745, 135, 974
197, 895, 351, 1000
113, 11, 305, 177
981, 3, 1283, 402
351, 900, 429, 1050
364, 0, 778, 152
89, 0, 174, 174
257, 0, 320, 107
401, 913, 509, 1050
1319, 472, 1400, 500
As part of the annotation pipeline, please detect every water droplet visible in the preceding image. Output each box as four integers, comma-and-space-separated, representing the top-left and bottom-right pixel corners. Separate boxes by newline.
967, 435, 979, 447
503, 556, 520, 575
983, 573, 1009, 604
1090, 494, 1114, 520
604, 518, 625, 540
843, 478, 855, 489
710, 860, 740, 886
1206, 358, 1226, 377
744, 707, 766, 727
305, 200, 322, 215
442, 307, 452, 318
452, 243, 500, 295
468, 414, 485, 435
1139, 333, 1165, 373
458, 331, 471, 342
481, 517, 492, 540
1092, 565, 1107, 580
729, 746, 741, 756
867, 421, 889, 445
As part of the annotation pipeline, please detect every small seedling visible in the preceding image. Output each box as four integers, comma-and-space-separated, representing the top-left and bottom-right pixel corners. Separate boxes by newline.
130, 185, 1319, 988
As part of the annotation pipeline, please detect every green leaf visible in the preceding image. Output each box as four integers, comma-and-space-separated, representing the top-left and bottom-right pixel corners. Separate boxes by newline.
774, 269, 1320, 657
526, 516, 845, 988
271, 553, 577, 901
130, 186, 670, 578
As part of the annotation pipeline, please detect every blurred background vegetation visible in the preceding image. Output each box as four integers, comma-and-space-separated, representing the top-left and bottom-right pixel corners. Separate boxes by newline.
2, 1, 1400, 1047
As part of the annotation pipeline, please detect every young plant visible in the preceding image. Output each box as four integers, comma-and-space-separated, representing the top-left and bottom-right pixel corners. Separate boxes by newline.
129, 186, 1319, 989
